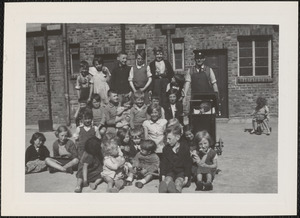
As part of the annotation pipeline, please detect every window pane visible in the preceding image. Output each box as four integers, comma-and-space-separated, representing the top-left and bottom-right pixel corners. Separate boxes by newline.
239, 41, 252, 48
173, 50, 182, 69
255, 57, 268, 67
174, 50, 182, 69
255, 67, 268, 76
72, 53, 80, 74
256, 41, 268, 47
38, 56, 45, 76
239, 48, 252, 57
239, 58, 252, 67
240, 67, 252, 76
255, 47, 268, 57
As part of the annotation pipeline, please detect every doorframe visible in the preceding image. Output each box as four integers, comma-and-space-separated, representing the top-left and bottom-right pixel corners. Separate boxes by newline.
201, 49, 229, 118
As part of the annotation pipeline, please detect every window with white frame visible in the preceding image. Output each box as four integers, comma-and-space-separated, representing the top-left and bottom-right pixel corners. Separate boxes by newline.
70, 47, 80, 76
135, 40, 146, 62
238, 36, 272, 77
172, 39, 184, 71
35, 50, 45, 77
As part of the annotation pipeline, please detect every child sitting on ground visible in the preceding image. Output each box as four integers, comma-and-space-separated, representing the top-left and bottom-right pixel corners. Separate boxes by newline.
46, 125, 79, 174
192, 130, 218, 191
89, 94, 106, 134
25, 132, 50, 174
250, 96, 271, 135
74, 137, 103, 193
159, 125, 192, 193
132, 140, 160, 189
101, 137, 127, 193
183, 125, 196, 152
130, 90, 148, 129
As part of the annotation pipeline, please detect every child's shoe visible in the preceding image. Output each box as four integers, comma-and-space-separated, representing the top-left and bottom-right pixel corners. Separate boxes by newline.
89, 182, 97, 190
158, 181, 168, 193
107, 187, 119, 193
48, 167, 59, 174
203, 182, 213, 191
250, 129, 256, 134
135, 181, 144, 189
167, 181, 180, 193
125, 180, 133, 186
65, 167, 73, 174
74, 186, 82, 193
115, 180, 125, 190
195, 181, 204, 191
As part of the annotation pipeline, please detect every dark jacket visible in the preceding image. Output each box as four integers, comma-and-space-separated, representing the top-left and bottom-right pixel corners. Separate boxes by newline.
160, 139, 192, 178
164, 102, 183, 124
25, 145, 50, 164
149, 60, 174, 91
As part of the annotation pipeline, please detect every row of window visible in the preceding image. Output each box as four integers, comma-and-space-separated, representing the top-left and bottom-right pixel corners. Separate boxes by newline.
34, 36, 272, 78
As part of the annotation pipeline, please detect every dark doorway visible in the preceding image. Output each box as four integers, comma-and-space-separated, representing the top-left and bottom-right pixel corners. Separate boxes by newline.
203, 49, 228, 118
95, 54, 118, 73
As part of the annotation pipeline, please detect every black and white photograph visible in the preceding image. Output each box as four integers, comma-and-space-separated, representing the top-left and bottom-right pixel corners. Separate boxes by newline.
2, 2, 298, 216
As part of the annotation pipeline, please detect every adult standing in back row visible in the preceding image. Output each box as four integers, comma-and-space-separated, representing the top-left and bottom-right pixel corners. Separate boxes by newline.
183, 50, 219, 113
149, 46, 174, 108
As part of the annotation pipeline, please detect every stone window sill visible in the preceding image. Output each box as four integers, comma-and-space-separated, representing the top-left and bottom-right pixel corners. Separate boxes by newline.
237, 76, 273, 83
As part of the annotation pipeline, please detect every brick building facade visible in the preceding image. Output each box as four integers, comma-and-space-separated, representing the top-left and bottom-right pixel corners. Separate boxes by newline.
26, 23, 279, 125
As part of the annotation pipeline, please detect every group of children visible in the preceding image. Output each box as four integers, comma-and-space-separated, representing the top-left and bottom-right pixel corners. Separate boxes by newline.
25, 47, 272, 193
25, 78, 220, 193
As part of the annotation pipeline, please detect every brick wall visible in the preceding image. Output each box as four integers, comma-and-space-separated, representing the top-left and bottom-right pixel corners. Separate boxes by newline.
26, 24, 278, 125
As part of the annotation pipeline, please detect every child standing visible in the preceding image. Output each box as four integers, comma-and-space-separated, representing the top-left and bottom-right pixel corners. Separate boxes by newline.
74, 137, 103, 193
74, 110, 101, 160
251, 97, 271, 135
132, 140, 160, 188
164, 88, 183, 124
25, 132, 50, 174
130, 90, 148, 129
89, 57, 111, 105
142, 104, 167, 159
159, 125, 192, 193
46, 125, 79, 174
110, 51, 132, 106
101, 137, 126, 193
128, 50, 152, 105
75, 60, 93, 104
192, 130, 218, 191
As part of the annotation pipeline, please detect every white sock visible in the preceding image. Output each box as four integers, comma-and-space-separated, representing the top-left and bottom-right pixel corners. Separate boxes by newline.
126, 177, 133, 182
140, 179, 146, 184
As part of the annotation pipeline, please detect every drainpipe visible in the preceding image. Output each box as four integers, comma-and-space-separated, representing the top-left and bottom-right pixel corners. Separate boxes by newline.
166, 29, 172, 63
121, 24, 125, 51
42, 25, 53, 123
62, 24, 71, 126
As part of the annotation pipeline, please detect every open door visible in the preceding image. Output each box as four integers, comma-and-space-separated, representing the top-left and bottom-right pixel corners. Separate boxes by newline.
203, 49, 228, 118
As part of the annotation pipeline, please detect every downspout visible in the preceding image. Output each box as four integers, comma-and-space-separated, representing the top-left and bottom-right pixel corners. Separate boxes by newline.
62, 24, 71, 126
42, 25, 53, 122
166, 29, 172, 63
121, 24, 125, 51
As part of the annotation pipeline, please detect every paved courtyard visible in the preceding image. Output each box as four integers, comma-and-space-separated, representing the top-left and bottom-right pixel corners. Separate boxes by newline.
25, 119, 278, 193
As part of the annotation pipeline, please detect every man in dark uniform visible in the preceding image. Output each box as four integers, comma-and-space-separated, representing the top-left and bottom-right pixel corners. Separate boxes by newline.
183, 50, 219, 114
